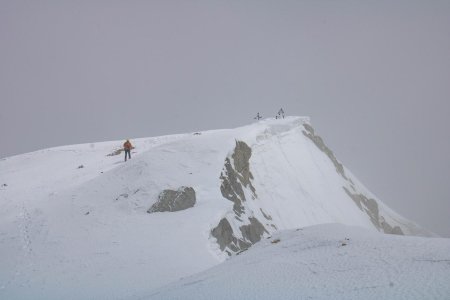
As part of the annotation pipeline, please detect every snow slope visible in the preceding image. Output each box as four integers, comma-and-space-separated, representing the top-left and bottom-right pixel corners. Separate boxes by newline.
142, 224, 450, 300
0, 117, 436, 299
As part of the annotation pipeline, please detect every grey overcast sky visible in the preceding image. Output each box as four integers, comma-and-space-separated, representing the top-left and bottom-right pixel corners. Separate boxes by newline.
1, 0, 449, 237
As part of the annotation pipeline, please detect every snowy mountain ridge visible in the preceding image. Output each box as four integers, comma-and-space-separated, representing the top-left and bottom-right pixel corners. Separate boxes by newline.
0, 116, 436, 299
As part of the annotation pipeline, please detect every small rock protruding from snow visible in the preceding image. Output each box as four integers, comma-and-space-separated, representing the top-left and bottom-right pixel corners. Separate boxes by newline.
148, 186, 196, 213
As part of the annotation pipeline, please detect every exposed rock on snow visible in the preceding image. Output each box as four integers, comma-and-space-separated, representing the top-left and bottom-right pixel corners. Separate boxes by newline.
211, 217, 268, 255
344, 187, 382, 228
211, 218, 249, 253
239, 217, 268, 245
302, 122, 406, 236
231, 141, 255, 192
220, 157, 246, 216
302, 123, 347, 179
213, 141, 271, 255
220, 141, 256, 216
148, 186, 196, 213
343, 187, 403, 235
106, 148, 124, 156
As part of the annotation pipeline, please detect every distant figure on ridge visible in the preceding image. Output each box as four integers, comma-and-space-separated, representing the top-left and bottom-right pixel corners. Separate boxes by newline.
123, 139, 133, 162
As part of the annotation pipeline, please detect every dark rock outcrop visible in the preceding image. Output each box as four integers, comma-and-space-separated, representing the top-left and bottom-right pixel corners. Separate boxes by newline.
213, 141, 271, 256
211, 218, 250, 255
148, 186, 196, 213
343, 187, 403, 235
220, 158, 246, 216
232, 141, 255, 192
211, 217, 268, 256
302, 123, 347, 180
239, 217, 268, 245
220, 141, 256, 216
380, 217, 404, 235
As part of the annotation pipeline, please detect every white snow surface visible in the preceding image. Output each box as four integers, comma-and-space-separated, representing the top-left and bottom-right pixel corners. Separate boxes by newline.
0, 117, 441, 299
142, 224, 450, 300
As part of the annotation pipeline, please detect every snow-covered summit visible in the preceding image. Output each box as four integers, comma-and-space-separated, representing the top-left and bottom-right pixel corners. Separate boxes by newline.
0, 117, 434, 299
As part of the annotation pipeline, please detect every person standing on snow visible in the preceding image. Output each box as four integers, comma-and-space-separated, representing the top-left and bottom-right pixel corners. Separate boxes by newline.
123, 139, 132, 161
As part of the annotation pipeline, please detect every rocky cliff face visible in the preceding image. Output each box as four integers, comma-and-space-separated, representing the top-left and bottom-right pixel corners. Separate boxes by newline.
210, 121, 423, 256
212, 141, 273, 255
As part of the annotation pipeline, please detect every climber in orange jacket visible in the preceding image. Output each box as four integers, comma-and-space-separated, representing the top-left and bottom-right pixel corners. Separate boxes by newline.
123, 139, 132, 162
